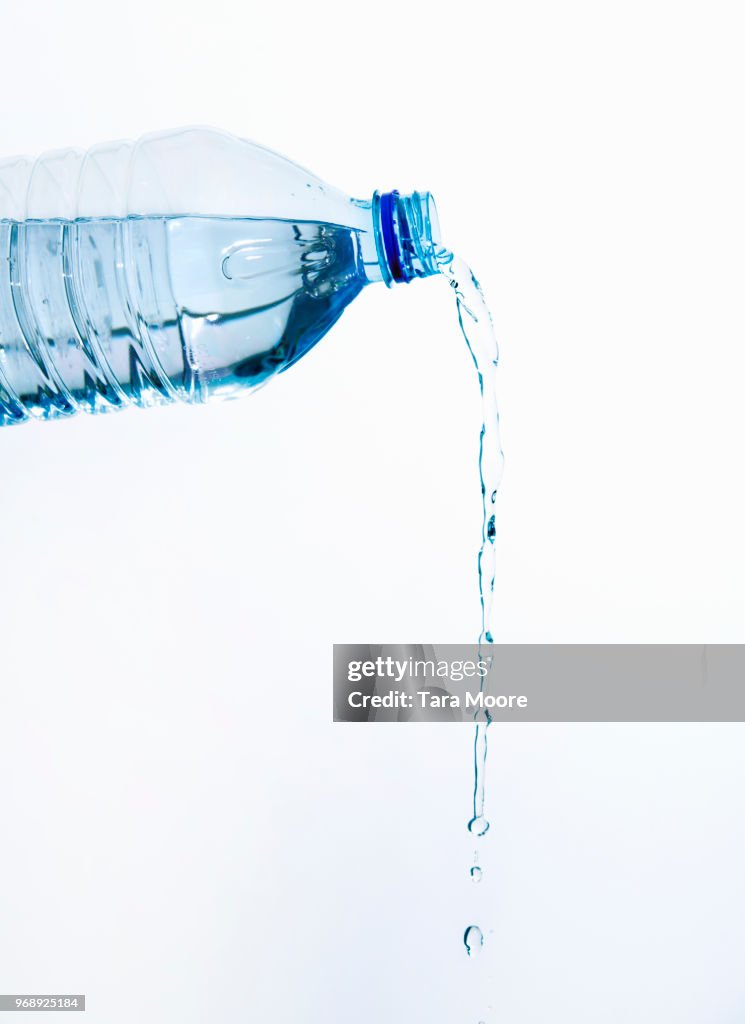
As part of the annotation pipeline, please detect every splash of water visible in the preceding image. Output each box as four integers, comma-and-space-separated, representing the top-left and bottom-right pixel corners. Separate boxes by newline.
438, 254, 502, 1024
437, 252, 504, 840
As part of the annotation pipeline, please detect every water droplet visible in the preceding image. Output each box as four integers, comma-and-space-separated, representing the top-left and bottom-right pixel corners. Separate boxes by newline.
486, 515, 496, 542
468, 815, 490, 836
490, 490, 497, 503
464, 925, 484, 957
470, 865, 483, 883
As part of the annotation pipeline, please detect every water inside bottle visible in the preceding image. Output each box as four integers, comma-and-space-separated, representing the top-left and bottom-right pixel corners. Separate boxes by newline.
0, 215, 362, 423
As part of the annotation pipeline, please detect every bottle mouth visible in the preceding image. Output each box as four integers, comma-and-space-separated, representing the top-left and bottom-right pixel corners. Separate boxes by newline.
374, 190, 442, 285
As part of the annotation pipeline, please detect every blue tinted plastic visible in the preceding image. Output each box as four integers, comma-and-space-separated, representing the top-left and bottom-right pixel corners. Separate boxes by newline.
0, 127, 440, 426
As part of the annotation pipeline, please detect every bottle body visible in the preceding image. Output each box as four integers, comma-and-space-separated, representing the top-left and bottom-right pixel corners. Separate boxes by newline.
0, 213, 366, 422
0, 127, 441, 426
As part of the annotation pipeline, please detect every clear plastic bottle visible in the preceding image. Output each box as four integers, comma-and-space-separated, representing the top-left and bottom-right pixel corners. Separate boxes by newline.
0, 127, 441, 426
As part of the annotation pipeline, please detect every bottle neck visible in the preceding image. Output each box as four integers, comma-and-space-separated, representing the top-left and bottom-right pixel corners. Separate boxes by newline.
372, 190, 442, 286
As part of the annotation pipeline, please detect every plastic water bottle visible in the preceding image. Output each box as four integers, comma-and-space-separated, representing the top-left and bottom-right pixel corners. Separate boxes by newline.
0, 126, 441, 426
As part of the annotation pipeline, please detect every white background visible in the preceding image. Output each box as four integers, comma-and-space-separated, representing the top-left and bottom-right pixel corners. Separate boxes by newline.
1, 1, 745, 1021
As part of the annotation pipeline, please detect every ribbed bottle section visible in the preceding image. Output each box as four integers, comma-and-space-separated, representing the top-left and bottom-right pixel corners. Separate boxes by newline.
0, 146, 182, 424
